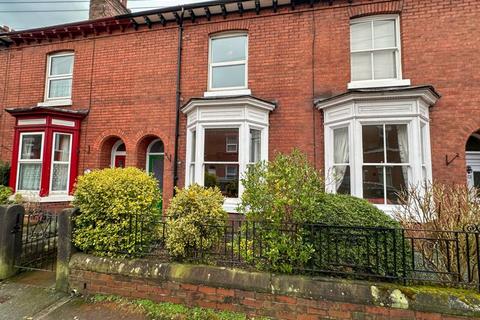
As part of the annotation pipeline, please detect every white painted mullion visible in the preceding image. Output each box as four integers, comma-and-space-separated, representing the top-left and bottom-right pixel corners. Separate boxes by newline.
196, 124, 204, 186
353, 118, 363, 198
238, 120, 247, 198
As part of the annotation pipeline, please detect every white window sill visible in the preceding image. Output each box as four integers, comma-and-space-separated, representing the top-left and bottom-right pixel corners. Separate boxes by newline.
347, 79, 411, 90
11, 193, 73, 203
37, 99, 72, 107
203, 89, 251, 98
374, 204, 401, 218
223, 197, 240, 213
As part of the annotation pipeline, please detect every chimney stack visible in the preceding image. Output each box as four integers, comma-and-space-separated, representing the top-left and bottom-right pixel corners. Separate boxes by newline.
89, 0, 129, 20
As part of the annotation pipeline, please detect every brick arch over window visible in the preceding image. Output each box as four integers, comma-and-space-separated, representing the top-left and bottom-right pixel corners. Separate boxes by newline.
206, 20, 249, 34
134, 134, 166, 169
97, 135, 127, 169
348, 1, 403, 19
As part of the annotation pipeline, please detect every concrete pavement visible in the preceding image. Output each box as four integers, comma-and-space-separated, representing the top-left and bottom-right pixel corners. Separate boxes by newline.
0, 271, 146, 320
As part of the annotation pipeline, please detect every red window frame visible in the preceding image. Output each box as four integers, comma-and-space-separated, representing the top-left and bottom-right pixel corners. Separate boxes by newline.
9, 111, 84, 197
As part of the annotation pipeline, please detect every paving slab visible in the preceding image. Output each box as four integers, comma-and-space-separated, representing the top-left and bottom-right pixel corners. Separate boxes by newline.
0, 271, 147, 320
0, 272, 65, 320
40, 299, 147, 320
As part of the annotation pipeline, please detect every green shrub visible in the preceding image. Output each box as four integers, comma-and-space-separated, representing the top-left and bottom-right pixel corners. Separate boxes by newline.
237, 150, 404, 276
0, 161, 10, 186
311, 193, 405, 277
314, 193, 400, 228
72, 167, 161, 257
0, 185, 13, 204
237, 150, 323, 273
165, 184, 227, 260
238, 149, 324, 224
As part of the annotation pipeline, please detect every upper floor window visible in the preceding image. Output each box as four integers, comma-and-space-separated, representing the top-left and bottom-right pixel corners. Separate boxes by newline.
45, 52, 74, 101
349, 15, 410, 89
209, 33, 248, 91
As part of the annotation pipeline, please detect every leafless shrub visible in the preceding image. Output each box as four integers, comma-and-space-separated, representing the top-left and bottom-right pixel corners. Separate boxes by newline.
394, 182, 480, 284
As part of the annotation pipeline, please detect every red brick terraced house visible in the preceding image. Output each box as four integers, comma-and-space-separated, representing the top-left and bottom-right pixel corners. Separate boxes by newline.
0, 0, 478, 214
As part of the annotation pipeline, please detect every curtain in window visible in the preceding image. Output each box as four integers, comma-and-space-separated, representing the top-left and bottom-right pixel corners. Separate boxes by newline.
333, 127, 349, 190
49, 79, 72, 98
397, 125, 409, 183
18, 163, 41, 190
52, 164, 68, 191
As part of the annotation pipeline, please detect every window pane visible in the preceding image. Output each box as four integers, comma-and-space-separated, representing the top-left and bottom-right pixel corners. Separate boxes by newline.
18, 163, 41, 191
351, 52, 372, 81
373, 20, 396, 49
226, 135, 238, 153
474, 171, 480, 189
49, 79, 72, 98
191, 131, 196, 162
116, 142, 126, 152
53, 134, 71, 162
333, 127, 349, 164
51, 163, 69, 191
334, 165, 350, 195
50, 55, 73, 75
189, 164, 195, 184
21, 134, 42, 160
362, 125, 384, 163
363, 165, 384, 204
373, 51, 396, 79
350, 22, 372, 51
420, 124, 427, 165
212, 65, 246, 89
204, 129, 239, 162
385, 124, 408, 163
386, 166, 407, 204
149, 140, 164, 153
249, 129, 261, 163
204, 164, 239, 198
211, 36, 246, 63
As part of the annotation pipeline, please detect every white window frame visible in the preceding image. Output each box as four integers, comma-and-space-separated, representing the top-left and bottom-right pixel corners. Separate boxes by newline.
226, 135, 238, 153
111, 140, 126, 168
43, 52, 74, 103
326, 116, 431, 212
186, 122, 268, 212
348, 15, 410, 89
49, 132, 73, 194
359, 120, 411, 206
208, 32, 248, 92
16, 132, 45, 193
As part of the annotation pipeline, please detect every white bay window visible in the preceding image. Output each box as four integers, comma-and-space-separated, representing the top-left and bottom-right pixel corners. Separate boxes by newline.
317, 86, 440, 212
183, 96, 276, 212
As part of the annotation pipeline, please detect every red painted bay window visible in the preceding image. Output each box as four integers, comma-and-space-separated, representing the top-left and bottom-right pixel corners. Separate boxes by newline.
7, 107, 88, 200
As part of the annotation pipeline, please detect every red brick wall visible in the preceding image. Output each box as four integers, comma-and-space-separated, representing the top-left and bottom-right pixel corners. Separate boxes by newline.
69, 270, 473, 320
1, 0, 479, 204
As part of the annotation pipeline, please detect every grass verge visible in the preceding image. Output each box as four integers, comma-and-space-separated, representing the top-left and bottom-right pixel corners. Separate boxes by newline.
91, 294, 271, 320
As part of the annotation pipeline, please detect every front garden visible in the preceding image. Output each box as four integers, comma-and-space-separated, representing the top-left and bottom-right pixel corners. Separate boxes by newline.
69, 151, 480, 291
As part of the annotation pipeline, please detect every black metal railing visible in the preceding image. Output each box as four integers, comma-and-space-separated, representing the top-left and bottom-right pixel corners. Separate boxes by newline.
78, 216, 480, 291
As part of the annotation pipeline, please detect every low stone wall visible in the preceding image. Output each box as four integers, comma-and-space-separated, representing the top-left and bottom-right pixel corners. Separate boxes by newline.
69, 253, 480, 320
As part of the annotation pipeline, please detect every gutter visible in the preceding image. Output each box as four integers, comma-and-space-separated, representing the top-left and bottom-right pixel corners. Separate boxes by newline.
172, 9, 185, 195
